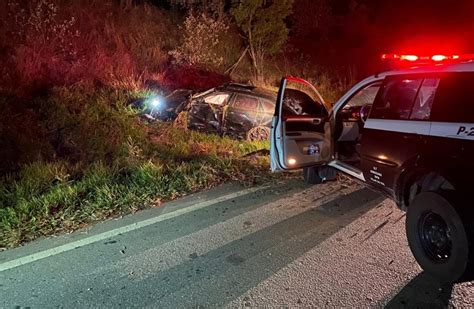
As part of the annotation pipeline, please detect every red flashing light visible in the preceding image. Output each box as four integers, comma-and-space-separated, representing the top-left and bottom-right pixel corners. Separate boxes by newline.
431, 55, 448, 61
381, 53, 474, 64
400, 55, 418, 61
381, 54, 418, 61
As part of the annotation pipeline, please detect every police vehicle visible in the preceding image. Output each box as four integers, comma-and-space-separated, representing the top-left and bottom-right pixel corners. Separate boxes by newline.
270, 54, 474, 282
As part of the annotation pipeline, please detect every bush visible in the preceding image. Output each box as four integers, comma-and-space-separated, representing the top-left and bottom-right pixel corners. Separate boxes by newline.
170, 11, 229, 70
0, 0, 179, 95
0, 86, 147, 173
161, 65, 231, 90
0, 96, 55, 171
40, 87, 147, 163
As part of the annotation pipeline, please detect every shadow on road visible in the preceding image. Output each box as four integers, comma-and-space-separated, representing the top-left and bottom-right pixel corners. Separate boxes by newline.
384, 272, 453, 308
99, 187, 383, 307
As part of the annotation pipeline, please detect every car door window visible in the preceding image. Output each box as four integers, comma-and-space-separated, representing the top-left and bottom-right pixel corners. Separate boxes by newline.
410, 78, 440, 120
282, 88, 326, 116
232, 94, 259, 111
371, 78, 422, 120
345, 83, 381, 108
259, 99, 275, 113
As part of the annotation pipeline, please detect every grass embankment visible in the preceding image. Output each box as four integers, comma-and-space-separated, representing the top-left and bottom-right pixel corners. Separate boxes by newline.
0, 89, 272, 249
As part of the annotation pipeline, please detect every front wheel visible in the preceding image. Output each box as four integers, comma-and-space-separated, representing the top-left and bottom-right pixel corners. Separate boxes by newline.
406, 191, 474, 282
246, 126, 270, 141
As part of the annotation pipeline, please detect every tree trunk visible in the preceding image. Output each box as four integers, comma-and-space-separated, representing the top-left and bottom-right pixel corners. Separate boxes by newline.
255, 47, 265, 82
225, 46, 249, 75
249, 44, 259, 80
248, 34, 260, 81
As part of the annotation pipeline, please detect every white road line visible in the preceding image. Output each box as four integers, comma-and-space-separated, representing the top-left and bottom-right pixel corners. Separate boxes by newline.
0, 185, 270, 272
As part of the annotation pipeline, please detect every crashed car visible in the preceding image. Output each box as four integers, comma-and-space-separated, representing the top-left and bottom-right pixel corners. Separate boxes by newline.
132, 89, 194, 122
184, 83, 277, 141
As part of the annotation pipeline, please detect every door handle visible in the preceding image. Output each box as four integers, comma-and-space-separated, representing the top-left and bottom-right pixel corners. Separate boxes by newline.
286, 132, 302, 136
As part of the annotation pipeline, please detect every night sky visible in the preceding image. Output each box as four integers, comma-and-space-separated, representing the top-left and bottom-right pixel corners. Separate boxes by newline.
288, 0, 474, 74
365, 0, 474, 52
152, 0, 474, 73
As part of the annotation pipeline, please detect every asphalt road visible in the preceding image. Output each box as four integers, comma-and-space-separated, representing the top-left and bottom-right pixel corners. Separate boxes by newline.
1, 177, 473, 308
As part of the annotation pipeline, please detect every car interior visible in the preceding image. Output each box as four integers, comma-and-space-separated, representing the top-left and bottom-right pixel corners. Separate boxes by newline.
334, 82, 381, 170
277, 80, 381, 171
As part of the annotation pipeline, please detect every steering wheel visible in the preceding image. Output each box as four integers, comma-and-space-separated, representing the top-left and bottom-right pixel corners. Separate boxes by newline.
359, 104, 372, 124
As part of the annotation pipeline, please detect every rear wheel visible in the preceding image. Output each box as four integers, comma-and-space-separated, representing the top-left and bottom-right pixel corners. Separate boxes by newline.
406, 191, 474, 282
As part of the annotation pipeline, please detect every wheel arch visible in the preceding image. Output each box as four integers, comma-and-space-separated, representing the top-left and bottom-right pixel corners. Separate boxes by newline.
395, 166, 456, 211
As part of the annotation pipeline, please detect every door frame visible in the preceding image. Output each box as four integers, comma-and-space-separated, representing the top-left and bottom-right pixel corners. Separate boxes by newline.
329, 76, 387, 181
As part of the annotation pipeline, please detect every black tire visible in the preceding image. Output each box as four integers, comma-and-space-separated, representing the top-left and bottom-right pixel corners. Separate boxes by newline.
303, 166, 323, 184
406, 191, 474, 282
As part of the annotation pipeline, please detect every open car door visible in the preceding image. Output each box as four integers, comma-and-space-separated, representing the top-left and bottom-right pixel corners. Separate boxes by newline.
270, 77, 333, 172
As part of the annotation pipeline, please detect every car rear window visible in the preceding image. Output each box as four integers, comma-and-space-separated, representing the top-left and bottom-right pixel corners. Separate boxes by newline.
431, 73, 474, 123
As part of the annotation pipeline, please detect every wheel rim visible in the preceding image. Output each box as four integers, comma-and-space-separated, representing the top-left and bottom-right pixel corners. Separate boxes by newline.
418, 211, 452, 262
248, 127, 269, 141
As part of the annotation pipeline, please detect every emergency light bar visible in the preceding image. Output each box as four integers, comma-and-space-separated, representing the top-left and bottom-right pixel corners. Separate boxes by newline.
381, 53, 474, 63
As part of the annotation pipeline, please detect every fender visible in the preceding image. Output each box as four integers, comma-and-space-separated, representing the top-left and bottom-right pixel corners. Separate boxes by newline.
394, 153, 465, 210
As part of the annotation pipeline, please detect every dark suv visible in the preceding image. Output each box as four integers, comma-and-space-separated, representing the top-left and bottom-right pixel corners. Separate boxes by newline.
270, 63, 474, 282
185, 84, 277, 141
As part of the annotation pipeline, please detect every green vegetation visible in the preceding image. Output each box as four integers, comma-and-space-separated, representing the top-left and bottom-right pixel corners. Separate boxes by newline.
0, 88, 272, 248
0, 135, 270, 248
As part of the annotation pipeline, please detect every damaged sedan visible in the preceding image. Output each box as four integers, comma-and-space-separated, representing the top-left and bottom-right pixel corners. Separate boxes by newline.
183, 83, 277, 141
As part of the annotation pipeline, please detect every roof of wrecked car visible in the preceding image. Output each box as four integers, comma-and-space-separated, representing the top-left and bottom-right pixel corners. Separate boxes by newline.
216, 83, 277, 100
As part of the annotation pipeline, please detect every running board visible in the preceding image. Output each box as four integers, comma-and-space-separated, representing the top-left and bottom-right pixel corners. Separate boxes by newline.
328, 160, 365, 181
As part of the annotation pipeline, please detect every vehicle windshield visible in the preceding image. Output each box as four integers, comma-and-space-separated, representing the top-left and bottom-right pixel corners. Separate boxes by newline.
345, 83, 381, 108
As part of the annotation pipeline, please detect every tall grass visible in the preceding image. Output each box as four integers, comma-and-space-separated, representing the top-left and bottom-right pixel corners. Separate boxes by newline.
0, 122, 271, 249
